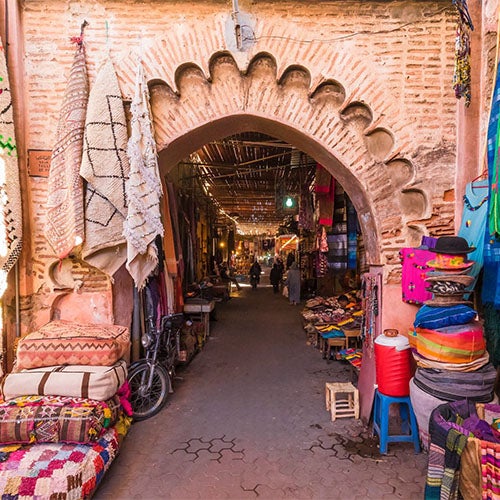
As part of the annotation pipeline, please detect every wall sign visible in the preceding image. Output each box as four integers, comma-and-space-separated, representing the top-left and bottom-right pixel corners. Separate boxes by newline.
28, 150, 51, 177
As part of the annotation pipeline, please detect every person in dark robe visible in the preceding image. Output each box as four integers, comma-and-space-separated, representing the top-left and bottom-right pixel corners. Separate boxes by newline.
270, 263, 282, 293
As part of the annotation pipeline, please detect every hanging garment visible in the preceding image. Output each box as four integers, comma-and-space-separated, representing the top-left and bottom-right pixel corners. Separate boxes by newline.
160, 179, 177, 276
483, 303, 500, 368
458, 180, 488, 289
298, 182, 314, 231
481, 226, 500, 307
123, 61, 164, 290
488, 33, 500, 238
80, 57, 130, 276
45, 37, 88, 259
0, 38, 22, 296
400, 248, 435, 304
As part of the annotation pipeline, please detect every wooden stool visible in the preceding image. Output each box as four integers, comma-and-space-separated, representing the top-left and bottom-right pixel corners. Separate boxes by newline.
321, 337, 347, 359
343, 329, 361, 348
325, 382, 359, 421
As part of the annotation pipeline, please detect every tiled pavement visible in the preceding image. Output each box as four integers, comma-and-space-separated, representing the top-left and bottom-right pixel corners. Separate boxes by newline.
95, 278, 427, 499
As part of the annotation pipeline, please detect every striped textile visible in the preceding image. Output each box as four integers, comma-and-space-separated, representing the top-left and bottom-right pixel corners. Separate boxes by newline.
426, 400, 476, 500
412, 349, 490, 372
481, 439, 500, 499
414, 304, 477, 330
411, 321, 486, 364
414, 364, 496, 403
45, 41, 88, 259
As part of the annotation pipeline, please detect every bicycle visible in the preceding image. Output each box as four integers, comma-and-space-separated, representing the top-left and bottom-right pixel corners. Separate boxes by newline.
128, 312, 188, 420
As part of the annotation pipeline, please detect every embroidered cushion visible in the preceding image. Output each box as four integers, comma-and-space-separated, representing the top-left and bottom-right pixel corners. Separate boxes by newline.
0, 395, 121, 444
413, 304, 477, 329
14, 320, 130, 371
1, 360, 127, 401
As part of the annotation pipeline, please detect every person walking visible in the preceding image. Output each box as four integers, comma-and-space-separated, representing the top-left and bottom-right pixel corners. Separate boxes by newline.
249, 259, 262, 289
285, 261, 301, 305
270, 263, 282, 294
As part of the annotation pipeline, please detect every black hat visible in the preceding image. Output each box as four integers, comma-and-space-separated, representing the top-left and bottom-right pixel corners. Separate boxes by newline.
430, 236, 475, 255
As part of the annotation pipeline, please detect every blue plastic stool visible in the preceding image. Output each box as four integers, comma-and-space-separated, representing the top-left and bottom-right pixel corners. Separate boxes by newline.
372, 389, 421, 454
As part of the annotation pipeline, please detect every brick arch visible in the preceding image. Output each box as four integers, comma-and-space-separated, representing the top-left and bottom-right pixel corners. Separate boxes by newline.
116, 32, 429, 273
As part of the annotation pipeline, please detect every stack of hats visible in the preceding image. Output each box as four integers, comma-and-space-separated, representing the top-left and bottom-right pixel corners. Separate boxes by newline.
408, 236, 497, 448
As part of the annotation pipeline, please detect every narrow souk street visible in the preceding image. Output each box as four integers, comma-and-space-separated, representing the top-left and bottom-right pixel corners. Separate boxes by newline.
95, 277, 427, 500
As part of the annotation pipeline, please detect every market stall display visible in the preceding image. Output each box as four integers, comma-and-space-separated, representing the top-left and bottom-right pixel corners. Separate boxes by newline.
408, 236, 496, 450
0, 320, 132, 498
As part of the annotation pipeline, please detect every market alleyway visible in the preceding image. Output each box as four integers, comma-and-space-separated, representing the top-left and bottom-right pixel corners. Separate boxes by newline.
95, 275, 427, 499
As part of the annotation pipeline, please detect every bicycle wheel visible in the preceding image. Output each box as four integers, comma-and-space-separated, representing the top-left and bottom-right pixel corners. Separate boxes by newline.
128, 362, 171, 421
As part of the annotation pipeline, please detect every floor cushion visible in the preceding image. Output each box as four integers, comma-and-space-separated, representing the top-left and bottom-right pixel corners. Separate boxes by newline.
410, 320, 486, 364
14, 320, 130, 371
1, 360, 127, 401
0, 395, 121, 444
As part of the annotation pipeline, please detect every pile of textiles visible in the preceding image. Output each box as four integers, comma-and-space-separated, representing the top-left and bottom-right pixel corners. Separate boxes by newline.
301, 294, 363, 355
337, 348, 362, 369
408, 236, 496, 450
301, 294, 362, 327
425, 400, 500, 500
0, 320, 132, 498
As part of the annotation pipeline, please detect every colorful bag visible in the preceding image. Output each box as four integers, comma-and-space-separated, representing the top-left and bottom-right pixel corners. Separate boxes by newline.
1, 360, 127, 401
14, 320, 130, 370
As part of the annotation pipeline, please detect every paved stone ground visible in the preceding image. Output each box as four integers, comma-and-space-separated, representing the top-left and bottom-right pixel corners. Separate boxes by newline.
95, 275, 427, 499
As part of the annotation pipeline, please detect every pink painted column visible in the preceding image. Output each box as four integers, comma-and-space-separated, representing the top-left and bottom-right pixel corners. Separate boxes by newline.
455, 0, 483, 231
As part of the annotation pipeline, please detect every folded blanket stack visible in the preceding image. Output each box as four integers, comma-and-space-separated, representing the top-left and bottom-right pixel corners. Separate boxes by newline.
0, 320, 132, 498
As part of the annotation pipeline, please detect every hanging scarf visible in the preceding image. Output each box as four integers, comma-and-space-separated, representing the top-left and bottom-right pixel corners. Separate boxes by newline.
0, 38, 22, 296
123, 61, 164, 290
452, 0, 474, 106
80, 57, 130, 276
45, 28, 88, 259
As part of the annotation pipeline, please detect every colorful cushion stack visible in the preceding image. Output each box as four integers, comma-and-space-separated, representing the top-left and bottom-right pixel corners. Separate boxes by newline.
407, 238, 496, 449
0, 320, 132, 498
0, 320, 131, 444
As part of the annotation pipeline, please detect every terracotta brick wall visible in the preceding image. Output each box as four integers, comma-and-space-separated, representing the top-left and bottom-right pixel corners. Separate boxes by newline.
16, 0, 463, 331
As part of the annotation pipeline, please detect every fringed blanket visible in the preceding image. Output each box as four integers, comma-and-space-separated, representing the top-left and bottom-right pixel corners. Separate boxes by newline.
45, 39, 88, 259
0, 38, 22, 297
80, 57, 129, 277
123, 62, 163, 290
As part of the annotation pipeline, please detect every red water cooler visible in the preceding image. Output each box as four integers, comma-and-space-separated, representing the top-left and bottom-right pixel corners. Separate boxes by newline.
374, 329, 411, 397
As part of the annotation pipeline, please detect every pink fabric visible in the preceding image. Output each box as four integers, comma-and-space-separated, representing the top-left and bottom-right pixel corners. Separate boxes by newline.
400, 248, 435, 304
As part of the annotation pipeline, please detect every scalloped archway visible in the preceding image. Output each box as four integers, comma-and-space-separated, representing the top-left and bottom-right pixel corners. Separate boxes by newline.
117, 40, 430, 273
